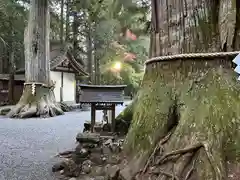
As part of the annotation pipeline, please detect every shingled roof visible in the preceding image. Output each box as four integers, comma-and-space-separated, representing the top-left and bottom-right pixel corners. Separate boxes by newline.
16, 42, 88, 76
78, 84, 126, 104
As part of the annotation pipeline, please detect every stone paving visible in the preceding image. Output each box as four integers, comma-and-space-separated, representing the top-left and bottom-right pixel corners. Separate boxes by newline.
0, 104, 127, 180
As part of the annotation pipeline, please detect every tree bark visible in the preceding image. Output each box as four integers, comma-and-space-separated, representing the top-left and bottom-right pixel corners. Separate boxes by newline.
60, 0, 64, 102
8, 50, 15, 105
60, 0, 64, 44
96, 57, 100, 84
65, 0, 70, 41
121, 1, 240, 180
8, 19, 15, 105
94, 40, 101, 84
115, 101, 135, 135
87, 24, 93, 83
7, 0, 63, 118
149, 0, 224, 58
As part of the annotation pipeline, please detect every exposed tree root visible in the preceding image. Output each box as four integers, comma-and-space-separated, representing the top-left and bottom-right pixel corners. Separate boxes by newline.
142, 130, 174, 174
184, 153, 198, 180
0, 107, 11, 115
59, 102, 73, 112
139, 140, 225, 180
157, 170, 180, 180
157, 143, 203, 165
7, 84, 64, 118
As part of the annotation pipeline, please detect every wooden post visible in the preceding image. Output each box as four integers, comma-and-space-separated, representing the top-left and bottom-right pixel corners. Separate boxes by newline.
60, 72, 63, 102
107, 109, 112, 124
111, 104, 116, 132
91, 104, 96, 132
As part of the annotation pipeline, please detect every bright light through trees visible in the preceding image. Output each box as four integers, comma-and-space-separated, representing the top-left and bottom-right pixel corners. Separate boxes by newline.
112, 62, 122, 72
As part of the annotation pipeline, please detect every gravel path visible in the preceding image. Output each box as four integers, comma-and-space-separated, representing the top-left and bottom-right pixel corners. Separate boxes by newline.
0, 105, 126, 180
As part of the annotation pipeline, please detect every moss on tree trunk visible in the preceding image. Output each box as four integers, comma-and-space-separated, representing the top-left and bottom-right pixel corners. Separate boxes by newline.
119, 1, 240, 179
115, 101, 135, 134
116, 101, 134, 122
121, 58, 240, 180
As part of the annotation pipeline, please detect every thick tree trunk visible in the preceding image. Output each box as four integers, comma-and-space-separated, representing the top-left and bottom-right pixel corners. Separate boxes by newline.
121, 1, 240, 180
149, 0, 224, 57
123, 58, 240, 180
7, 0, 63, 118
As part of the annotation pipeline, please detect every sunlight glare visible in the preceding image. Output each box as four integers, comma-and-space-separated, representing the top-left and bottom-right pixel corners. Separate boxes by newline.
113, 62, 122, 71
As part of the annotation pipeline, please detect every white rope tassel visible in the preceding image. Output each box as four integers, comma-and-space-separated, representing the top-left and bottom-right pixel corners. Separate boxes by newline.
31, 83, 36, 95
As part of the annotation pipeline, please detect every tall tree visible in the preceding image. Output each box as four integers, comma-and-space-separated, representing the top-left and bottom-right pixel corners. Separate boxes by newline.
60, 0, 64, 102
8, 0, 64, 118
7, 20, 15, 105
120, 0, 240, 180
65, 0, 70, 41
0, 0, 27, 104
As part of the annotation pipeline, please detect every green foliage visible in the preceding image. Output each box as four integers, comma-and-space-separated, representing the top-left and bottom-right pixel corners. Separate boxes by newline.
69, 0, 150, 92
0, 0, 28, 70
99, 41, 145, 94
0, 0, 150, 94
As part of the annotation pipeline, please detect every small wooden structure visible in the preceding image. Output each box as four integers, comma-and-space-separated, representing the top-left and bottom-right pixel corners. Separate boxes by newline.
78, 84, 126, 132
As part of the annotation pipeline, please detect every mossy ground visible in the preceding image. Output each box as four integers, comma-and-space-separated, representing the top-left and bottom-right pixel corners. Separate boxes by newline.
122, 60, 240, 180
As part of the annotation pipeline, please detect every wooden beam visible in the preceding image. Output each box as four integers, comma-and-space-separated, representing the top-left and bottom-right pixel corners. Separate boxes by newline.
51, 68, 75, 73
95, 105, 113, 110
111, 104, 116, 132
60, 72, 63, 102
91, 104, 96, 132
54, 66, 74, 71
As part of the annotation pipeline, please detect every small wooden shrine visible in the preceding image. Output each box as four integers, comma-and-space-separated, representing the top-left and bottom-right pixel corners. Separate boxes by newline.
78, 84, 126, 132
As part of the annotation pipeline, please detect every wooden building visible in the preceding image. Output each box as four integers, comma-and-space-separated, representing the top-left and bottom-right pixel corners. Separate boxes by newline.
0, 43, 88, 104
79, 84, 126, 132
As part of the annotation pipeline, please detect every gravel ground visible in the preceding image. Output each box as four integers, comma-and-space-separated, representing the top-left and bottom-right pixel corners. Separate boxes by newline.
0, 104, 127, 180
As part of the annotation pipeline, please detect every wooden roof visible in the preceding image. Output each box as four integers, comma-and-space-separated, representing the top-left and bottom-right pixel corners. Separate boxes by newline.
78, 84, 126, 104
16, 43, 88, 76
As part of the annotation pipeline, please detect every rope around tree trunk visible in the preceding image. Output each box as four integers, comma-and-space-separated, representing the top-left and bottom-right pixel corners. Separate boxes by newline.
145, 51, 240, 65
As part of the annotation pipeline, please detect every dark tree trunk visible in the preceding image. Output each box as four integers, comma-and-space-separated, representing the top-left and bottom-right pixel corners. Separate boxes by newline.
72, 11, 79, 63
7, 19, 15, 105
65, 0, 70, 41
94, 39, 100, 84
96, 57, 100, 84
60, 0, 64, 44
8, 51, 15, 105
87, 25, 93, 83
